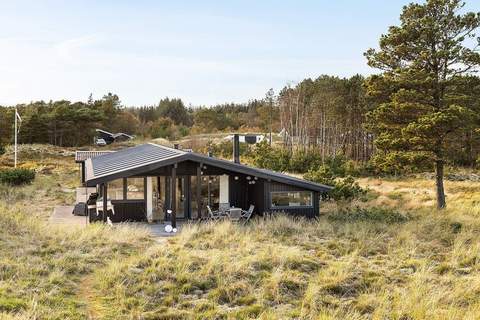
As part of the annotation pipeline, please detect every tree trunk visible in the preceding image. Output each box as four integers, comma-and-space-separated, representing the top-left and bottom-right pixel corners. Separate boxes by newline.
435, 159, 446, 209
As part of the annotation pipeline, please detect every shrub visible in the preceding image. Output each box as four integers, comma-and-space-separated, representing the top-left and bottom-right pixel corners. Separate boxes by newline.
304, 167, 367, 201
0, 168, 36, 185
149, 117, 175, 139
289, 151, 322, 173
251, 141, 290, 172
329, 176, 367, 201
204, 140, 250, 160
303, 166, 335, 185
324, 154, 348, 176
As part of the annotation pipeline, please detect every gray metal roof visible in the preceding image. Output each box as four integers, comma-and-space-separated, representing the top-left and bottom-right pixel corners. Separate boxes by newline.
85, 143, 185, 181
186, 153, 332, 192
84, 143, 332, 192
75, 150, 115, 163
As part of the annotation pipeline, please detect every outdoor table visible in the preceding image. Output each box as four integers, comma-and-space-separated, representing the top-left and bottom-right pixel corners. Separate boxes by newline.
227, 207, 242, 221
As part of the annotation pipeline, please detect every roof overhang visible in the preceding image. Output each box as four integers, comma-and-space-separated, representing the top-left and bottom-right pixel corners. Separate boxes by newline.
187, 153, 332, 192
85, 153, 189, 186
75, 150, 115, 163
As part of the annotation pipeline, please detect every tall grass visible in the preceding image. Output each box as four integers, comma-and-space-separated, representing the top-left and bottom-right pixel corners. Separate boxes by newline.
0, 153, 152, 319
91, 208, 480, 319
0, 204, 151, 319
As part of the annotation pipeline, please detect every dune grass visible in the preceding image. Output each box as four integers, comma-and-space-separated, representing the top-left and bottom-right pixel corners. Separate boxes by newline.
90, 207, 480, 319
0, 204, 151, 320
1, 147, 480, 319
0, 149, 152, 319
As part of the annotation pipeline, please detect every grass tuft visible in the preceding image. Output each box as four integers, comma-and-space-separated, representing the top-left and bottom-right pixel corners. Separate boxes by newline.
327, 206, 412, 223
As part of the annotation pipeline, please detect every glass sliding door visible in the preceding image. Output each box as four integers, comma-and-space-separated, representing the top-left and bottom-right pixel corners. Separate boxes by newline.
152, 176, 166, 221
176, 177, 186, 219
208, 176, 220, 210
165, 176, 187, 219
190, 175, 221, 218
163, 175, 222, 220
196, 175, 220, 211
191, 176, 200, 219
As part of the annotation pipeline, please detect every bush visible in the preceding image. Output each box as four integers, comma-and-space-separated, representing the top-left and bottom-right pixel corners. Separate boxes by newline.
0, 145, 5, 156
323, 154, 347, 176
304, 167, 367, 201
327, 206, 412, 223
303, 166, 335, 185
149, 117, 175, 139
204, 140, 250, 160
329, 176, 367, 201
251, 141, 290, 172
0, 168, 36, 185
289, 151, 322, 173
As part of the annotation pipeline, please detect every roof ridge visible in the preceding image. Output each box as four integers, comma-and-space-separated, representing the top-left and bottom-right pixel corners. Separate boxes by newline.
148, 142, 187, 154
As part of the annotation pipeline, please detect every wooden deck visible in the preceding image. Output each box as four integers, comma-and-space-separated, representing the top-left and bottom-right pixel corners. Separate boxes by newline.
49, 206, 182, 237
49, 206, 89, 226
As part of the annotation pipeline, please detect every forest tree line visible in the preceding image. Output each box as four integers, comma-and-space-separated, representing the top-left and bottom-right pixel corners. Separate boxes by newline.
0, 72, 479, 170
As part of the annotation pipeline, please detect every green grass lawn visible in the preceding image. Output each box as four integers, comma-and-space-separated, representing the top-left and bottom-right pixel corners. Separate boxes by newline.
1, 145, 480, 319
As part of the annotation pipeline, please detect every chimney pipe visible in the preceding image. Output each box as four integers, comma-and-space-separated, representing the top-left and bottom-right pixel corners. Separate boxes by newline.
233, 134, 240, 164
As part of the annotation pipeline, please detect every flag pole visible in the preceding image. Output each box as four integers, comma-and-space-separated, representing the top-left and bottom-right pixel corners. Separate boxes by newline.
14, 107, 17, 168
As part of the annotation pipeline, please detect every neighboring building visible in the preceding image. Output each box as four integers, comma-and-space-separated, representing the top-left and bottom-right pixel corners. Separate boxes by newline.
224, 134, 266, 144
81, 138, 332, 225
95, 129, 134, 145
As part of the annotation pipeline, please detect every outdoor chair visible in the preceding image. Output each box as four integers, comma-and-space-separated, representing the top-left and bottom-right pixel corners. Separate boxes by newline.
96, 199, 115, 217
206, 205, 225, 221
219, 203, 230, 215
229, 208, 242, 222
241, 205, 254, 225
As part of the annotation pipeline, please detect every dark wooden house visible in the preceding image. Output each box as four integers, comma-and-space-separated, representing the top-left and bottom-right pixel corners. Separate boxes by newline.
82, 141, 332, 225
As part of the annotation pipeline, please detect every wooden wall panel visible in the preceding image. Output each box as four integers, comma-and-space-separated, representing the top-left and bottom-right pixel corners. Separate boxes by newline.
264, 182, 319, 218
110, 200, 146, 222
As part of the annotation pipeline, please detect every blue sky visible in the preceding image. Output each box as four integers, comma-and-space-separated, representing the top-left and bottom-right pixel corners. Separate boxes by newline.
1, 0, 479, 107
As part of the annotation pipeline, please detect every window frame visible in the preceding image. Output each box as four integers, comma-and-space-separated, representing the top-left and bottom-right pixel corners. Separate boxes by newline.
125, 177, 146, 200
270, 191, 313, 209
107, 178, 125, 200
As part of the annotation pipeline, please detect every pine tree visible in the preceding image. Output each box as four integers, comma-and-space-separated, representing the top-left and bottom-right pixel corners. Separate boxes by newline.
365, 0, 480, 209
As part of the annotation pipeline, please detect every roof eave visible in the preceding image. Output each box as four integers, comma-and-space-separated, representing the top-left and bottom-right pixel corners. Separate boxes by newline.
85, 153, 189, 186
186, 153, 332, 192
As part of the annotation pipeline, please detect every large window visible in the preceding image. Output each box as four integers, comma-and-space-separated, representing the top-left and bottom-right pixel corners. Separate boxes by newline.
126, 178, 145, 200
271, 191, 312, 208
108, 179, 124, 200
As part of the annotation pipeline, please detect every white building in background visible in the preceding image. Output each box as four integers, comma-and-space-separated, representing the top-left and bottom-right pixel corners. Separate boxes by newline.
224, 134, 266, 144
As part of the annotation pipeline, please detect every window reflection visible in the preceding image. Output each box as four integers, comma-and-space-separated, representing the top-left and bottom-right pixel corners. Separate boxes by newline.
127, 178, 145, 200
107, 179, 123, 200
271, 191, 312, 207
